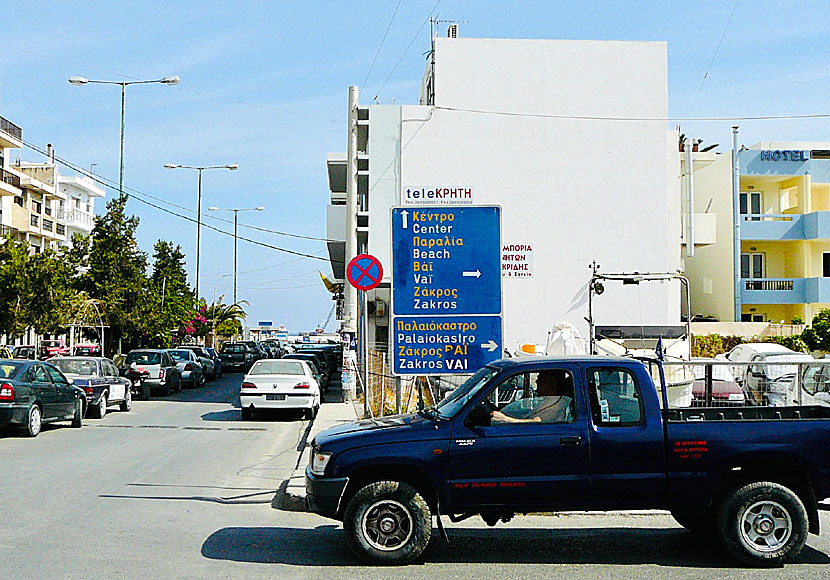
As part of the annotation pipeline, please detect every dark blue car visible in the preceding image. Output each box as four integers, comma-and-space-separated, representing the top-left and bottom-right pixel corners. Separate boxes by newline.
0, 359, 85, 437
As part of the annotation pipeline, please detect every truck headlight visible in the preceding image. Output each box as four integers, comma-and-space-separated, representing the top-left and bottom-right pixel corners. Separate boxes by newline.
310, 449, 332, 476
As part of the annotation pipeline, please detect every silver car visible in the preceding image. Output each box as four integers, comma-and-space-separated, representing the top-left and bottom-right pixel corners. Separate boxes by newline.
167, 349, 205, 388
123, 349, 182, 397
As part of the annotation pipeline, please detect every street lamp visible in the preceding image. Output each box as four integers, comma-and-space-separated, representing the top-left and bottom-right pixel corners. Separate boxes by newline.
208, 206, 264, 305
164, 163, 237, 301
68, 75, 180, 200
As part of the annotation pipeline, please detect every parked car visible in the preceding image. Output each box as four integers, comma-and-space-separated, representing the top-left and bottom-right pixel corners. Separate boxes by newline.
260, 339, 284, 358
294, 342, 342, 373
239, 359, 321, 420
73, 343, 102, 357
167, 349, 205, 388
177, 345, 216, 380
690, 358, 745, 406
723, 343, 815, 405
0, 359, 85, 436
218, 343, 254, 372
50, 356, 131, 418
284, 352, 330, 391
240, 341, 267, 362
12, 346, 37, 360
122, 349, 182, 397
0, 346, 11, 359
204, 347, 223, 378
778, 361, 830, 407
39, 339, 70, 359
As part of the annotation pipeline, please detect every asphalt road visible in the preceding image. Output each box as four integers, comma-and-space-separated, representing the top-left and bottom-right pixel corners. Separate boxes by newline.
2, 373, 830, 579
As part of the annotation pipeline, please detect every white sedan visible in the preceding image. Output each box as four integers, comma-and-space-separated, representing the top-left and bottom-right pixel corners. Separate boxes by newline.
239, 359, 321, 420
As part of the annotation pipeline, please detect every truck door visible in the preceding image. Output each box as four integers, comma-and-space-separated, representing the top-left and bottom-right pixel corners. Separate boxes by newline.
448, 365, 590, 509
585, 365, 665, 508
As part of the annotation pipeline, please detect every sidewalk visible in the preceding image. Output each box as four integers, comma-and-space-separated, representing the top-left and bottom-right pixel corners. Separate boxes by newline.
275, 378, 358, 511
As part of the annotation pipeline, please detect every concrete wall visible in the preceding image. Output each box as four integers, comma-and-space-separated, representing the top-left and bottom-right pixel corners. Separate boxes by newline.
366, 37, 677, 350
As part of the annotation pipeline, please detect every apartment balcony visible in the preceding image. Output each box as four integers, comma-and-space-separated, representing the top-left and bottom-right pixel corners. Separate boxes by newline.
0, 115, 23, 149
58, 209, 95, 232
0, 168, 22, 196
0, 225, 20, 238
741, 277, 830, 304
740, 211, 830, 240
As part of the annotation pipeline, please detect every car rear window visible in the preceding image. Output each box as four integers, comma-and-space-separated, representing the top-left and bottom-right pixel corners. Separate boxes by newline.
51, 359, 99, 376
249, 360, 305, 375
126, 352, 162, 365
221, 345, 245, 354
168, 350, 191, 361
0, 362, 22, 379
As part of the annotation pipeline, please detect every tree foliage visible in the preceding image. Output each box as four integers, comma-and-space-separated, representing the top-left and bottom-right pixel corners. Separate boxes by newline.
802, 309, 830, 351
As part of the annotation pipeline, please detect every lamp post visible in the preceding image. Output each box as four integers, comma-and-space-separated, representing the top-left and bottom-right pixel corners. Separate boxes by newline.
208, 206, 264, 305
164, 163, 238, 302
68, 75, 179, 199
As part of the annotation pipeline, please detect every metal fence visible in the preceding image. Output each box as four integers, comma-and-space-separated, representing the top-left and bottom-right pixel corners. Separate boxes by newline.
652, 359, 830, 409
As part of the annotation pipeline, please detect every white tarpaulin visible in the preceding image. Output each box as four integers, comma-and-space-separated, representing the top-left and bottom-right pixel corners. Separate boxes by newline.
545, 322, 587, 356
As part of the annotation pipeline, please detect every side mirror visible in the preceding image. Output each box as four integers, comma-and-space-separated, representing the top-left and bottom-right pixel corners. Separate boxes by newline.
465, 403, 492, 429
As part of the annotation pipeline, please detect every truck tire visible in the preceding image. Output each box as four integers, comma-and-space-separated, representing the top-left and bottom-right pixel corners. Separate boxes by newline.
671, 510, 715, 534
716, 481, 808, 567
343, 481, 432, 565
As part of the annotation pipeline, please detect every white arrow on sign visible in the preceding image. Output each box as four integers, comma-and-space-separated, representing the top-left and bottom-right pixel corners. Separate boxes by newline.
401, 209, 409, 229
481, 340, 498, 352
462, 269, 481, 278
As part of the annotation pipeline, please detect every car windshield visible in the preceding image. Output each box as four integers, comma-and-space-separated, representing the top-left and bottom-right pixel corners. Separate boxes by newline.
126, 352, 162, 365
764, 355, 815, 380
168, 350, 191, 361
51, 358, 99, 376
433, 367, 500, 418
0, 362, 23, 379
249, 360, 305, 375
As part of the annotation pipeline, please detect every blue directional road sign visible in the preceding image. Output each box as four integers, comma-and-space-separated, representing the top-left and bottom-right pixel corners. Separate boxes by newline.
393, 315, 503, 375
392, 206, 501, 315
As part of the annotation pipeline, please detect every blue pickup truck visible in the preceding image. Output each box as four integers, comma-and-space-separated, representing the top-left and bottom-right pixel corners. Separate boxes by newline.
306, 356, 830, 566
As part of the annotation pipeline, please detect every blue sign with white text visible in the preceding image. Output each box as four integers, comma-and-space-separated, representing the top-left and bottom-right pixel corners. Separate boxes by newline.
392, 206, 502, 315
393, 315, 503, 374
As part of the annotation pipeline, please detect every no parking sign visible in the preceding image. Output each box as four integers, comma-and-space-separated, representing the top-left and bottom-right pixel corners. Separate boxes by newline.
346, 254, 383, 291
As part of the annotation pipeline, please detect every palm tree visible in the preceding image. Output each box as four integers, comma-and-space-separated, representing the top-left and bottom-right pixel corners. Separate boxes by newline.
204, 295, 248, 344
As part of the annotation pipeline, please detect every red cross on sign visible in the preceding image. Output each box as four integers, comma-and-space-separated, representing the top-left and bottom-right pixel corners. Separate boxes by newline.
347, 254, 383, 291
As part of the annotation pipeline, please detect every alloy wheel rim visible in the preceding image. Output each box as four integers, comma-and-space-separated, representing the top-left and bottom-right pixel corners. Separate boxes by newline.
739, 500, 792, 552
30, 407, 41, 435
361, 499, 414, 551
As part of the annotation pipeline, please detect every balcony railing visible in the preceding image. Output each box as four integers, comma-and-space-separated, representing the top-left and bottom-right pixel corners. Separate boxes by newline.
0, 225, 19, 237
0, 116, 22, 140
745, 279, 793, 291
1, 168, 21, 189
58, 209, 94, 227
741, 212, 830, 240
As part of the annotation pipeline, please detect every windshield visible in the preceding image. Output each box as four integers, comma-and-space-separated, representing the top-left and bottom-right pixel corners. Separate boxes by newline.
126, 352, 161, 365
434, 366, 500, 418
51, 358, 99, 376
763, 355, 815, 380
249, 360, 305, 375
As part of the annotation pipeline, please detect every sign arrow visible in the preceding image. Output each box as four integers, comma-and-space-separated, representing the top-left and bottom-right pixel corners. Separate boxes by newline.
462, 270, 481, 278
481, 340, 498, 352
401, 209, 409, 229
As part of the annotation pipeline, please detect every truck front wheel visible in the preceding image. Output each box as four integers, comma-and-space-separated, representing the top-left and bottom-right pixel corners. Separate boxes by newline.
716, 481, 808, 567
343, 480, 432, 565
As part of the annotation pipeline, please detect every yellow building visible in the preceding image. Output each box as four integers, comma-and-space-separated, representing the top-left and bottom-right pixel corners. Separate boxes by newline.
683, 141, 830, 323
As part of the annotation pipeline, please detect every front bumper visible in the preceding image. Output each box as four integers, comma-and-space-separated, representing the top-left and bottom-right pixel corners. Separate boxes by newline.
240, 393, 316, 410
305, 467, 348, 518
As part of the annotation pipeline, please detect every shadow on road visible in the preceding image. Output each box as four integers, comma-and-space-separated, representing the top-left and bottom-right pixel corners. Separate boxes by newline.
201, 408, 308, 423
201, 525, 830, 567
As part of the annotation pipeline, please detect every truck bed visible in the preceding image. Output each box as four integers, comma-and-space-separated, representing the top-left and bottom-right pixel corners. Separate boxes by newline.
668, 405, 830, 422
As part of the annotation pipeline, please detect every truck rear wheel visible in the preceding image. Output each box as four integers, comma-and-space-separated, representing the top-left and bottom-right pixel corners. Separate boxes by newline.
716, 481, 808, 567
343, 481, 432, 565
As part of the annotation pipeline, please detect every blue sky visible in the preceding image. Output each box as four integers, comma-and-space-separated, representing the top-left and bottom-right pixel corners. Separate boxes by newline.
2, 1, 830, 332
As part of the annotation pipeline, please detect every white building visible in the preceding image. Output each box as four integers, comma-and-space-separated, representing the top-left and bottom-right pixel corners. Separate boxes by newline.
57, 172, 105, 244
328, 34, 683, 358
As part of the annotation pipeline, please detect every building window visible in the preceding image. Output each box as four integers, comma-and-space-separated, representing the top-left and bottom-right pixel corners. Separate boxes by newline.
740, 191, 762, 221
824, 253, 830, 278
741, 313, 765, 322
740, 253, 765, 279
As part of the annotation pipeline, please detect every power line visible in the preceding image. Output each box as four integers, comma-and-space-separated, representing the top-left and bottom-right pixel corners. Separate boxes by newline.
21, 141, 341, 265
361, 0, 404, 92
372, 0, 441, 103
687, 0, 741, 118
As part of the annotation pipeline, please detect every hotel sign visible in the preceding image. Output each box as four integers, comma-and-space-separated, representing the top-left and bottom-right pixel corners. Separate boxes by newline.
760, 150, 809, 162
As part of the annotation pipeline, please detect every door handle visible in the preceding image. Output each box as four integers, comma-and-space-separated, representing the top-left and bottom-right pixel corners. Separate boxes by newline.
560, 436, 582, 446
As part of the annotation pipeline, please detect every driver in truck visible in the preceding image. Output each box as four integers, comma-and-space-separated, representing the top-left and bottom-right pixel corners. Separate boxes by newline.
491, 370, 574, 423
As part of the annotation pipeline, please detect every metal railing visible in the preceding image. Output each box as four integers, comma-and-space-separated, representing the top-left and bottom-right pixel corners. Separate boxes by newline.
58, 209, 94, 227
745, 279, 794, 291
0, 224, 19, 237
0, 115, 22, 140
1, 168, 21, 189
655, 359, 830, 411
